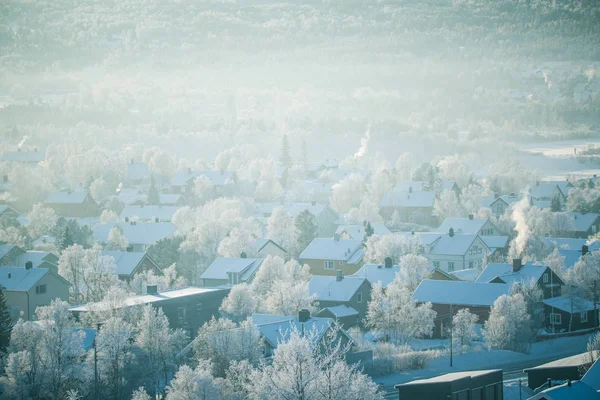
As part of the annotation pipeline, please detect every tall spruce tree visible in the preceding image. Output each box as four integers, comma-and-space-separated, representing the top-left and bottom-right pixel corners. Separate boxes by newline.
147, 174, 160, 205
0, 288, 12, 352
279, 134, 292, 168
294, 210, 317, 252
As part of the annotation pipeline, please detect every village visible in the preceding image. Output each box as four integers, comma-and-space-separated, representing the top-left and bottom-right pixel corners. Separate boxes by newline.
0, 136, 599, 399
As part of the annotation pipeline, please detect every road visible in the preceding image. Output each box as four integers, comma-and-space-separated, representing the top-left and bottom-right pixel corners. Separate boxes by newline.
380, 349, 588, 399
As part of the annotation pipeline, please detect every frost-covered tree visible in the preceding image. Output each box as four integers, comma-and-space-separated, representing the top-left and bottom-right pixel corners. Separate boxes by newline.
434, 189, 463, 221
166, 360, 222, 400
566, 185, 600, 214
193, 175, 214, 204
27, 203, 56, 240
128, 263, 187, 295
437, 155, 473, 188
100, 209, 119, 224
366, 282, 436, 344
396, 254, 431, 293
0, 226, 29, 248
346, 198, 383, 225
105, 224, 128, 251
364, 234, 412, 264
279, 134, 292, 169
294, 210, 318, 253
135, 305, 187, 398
572, 251, 600, 300
58, 244, 87, 303
131, 387, 151, 400
395, 153, 415, 180
267, 206, 296, 255
483, 293, 531, 352
147, 175, 160, 205
452, 309, 479, 349
544, 248, 566, 278
265, 279, 315, 316
220, 284, 256, 321
217, 221, 261, 258
330, 174, 367, 214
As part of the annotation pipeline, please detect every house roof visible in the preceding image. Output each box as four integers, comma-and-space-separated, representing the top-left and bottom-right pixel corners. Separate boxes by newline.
120, 205, 178, 221
159, 194, 183, 205
541, 237, 600, 251
0, 267, 63, 291
529, 182, 563, 199
250, 314, 338, 349
475, 262, 548, 284
528, 381, 600, 400
93, 222, 176, 245
171, 170, 235, 186
0, 151, 44, 163
319, 305, 358, 318
480, 236, 509, 250
436, 217, 491, 235
450, 268, 481, 282
351, 263, 400, 288
331, 168, 370, 182
14, 251, 57, 268
0, 205, 17, 216
309, 275, 367, 302
0, 244, 18, 261
127, 162, 150, 181
200, 257, 264, 281
336, 224, 391, 240
32, 235, 56, 247
526, 352, 598, 370
543, 295, 596, 313
380, 191, 435, 208
582, 358, 600, 391
412, 280, 510, 307
116, 188, 146, 205
44, 191, 89, 204
429, 234, 482, 256
559, 249, 584, 270
252, 239, 287, 254
70, 287, 226, 312
566, 212, 600, 232
258, 202, 337, 219
100, 251, 149, 276
299, 238, 364, 262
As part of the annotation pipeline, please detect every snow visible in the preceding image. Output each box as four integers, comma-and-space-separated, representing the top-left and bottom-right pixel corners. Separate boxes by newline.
428, 234, 479, 256
529, 381, 600, 399
351, 263, 400, 288
380, 191, 435, 208
480, 235, 509, 250
503, 380, 533, 400
582, 358, 600, 391
529, 182, 561, 200
321, 305, 358, 318
299, 238, 363, 261
171, 170, 235, 186
0, 151, 45, 163
201, 257, 263, 280
44, 190, 88, 204
159, 193, 183, 205
543, 295, 596, 313
309, 275, 366, 302
566, 212, 600, 232
0, 266, 50, 291
392, 181, 424, 193
336, 223, 391, 239
450, 268, 480, 282
93, 222, 176, 245
412, 279, 510, 307
101, 251, 147, 276
436, 217, 490, 235
120, 205, 179, 221
476, 262, 547, 284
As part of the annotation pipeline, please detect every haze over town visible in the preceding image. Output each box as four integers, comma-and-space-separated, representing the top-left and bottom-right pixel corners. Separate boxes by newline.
0, 1, 600, 399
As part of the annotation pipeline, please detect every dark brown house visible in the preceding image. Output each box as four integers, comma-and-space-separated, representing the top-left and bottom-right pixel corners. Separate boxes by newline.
542, 295, 599, 333
44, 191, 99, 217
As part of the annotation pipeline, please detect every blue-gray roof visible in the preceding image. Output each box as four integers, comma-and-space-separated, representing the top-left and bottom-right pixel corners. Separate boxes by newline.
201, 257, 264, 281
101, 251, 149, 276
93, 222, 176, 245
45, 191, 89, 204
0, 267, 52, 291
120, 205, 178, 221
0, 151, 44, 163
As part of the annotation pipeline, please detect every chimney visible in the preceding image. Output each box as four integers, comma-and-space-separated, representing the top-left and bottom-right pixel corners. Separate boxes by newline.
154, 217, 159, 223
146, 284, 158, 295
409, 186, 413, 193
311, 201, 316, 206
494, 193, 499, 199
125, 217, 129, 222
547, 378, 552, 388
126, 245, 133, 252
187, 167, 192, 174
512, 258, 522, 272
384, 257, 393, 268
468, 214, 474, 220
25, 261, 33, 270
449, 227, 454, 237
17, 148, 21, 152
582, 245, 589, 256
298, 309, 310, 323
336, 269, 343, 282
240, 252, 247, 259
7, 273, 11, 279
333, 233, 340, 242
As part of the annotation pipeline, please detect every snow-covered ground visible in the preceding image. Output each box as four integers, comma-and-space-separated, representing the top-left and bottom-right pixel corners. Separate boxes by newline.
504, 380, 533, 400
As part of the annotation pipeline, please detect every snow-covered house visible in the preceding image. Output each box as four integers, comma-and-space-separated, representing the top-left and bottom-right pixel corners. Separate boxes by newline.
299, 237, 365, 276
424, 232, 490, 273
525, 352, 599, 393
119, 205, 179, 222
200, 257, 264, 288
562, 212, 600, 238
126, 161, 150, 184
70, 286, 229, 338
0, 266, 70, 321
44, 190, 99, 217
351, 258, 456, 288
93, 221, 176, 251
170, 169, 238, 196
309, 272, 371, 327
335, 223, 391, 240
0, 204, 19, 221
527, 181, 568, 208
159, 193, 186, 207
100, 251, 162, 281
476, 259, 564, 299
251, 239, 287, 259
379, 190, 436, 225
0, 150, 44, 167
542, 295, 598, 333
436, 216, 503, 236
481, 194, 522, 216
412, 280, 510, 338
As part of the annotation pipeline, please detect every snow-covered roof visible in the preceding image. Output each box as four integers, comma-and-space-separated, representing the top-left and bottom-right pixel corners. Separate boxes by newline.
309, 275, 367, 302
543, 295, 596, 313
529, 380, 600, 399
299, 238, 364, 262
201, 257, 263, 281
336, 224, 391, 240
117, 188, 146, 205
171, 170, 235, 186
0, 151, 44, 163
480, 236, 509, 250
412, 280, 510, 307
101, 251, 149, 276
320, 305, 358, 318
582, 358, 600, 391
532, 199, 551, 209
0, 267, 59, 291
252, 239, 287, 254
441, 181, 458, 192
44, 191, 89, 204
559, 249, 584, 270
529, 181, 564, 200
331, 168, 370, 182
120, 205, 178, 221
0, 205, 16, 215
351, 263, 400, 288
475, 262, 548, 284
250, 314, 337, 349
566, 212, 600, 232
541, 237, 600, 251
257, 202, 337, 219
159, 193, 183, 205
32, 235, 56, 247
14, 251, 57, 268
450, 268, 481, 282
436, 217, 491, 235
392, 181, 423, 192
93, 222, 176, 245
429, 234, 481, 256
380, 191, 435, 208
127, 162, 149, 181
70, 287, 226, 312
0, 244, 18, 260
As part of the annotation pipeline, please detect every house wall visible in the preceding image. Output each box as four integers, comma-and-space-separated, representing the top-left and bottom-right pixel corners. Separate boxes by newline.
201, 278, 229, 288
479, 220, 503, 236
5, 273, 70, 321
47, 196, 99, 217
316, 309, 358, 329
315, 280, 372, 323
301, 259, 364, 276
258, 242, 287, 259
427, 237, 489, 273
316, 208, 339, 238
4, 291, 28, 321
430, 304, 492, 338
543, 305, 598, 333
0, 247, 26, 266
527, 366, 581, 390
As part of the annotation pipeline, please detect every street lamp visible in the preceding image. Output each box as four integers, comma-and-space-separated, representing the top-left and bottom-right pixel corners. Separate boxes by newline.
94, 322, 104, 400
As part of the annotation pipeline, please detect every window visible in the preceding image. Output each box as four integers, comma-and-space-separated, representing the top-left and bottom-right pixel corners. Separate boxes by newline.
469, 261, 474, 269
177, 307, 187, 324
324, 261, 334, 270
433, 261, 440, 269
448, 262, 455, 272
356, 292, 363, 303
35, 284, 46, 295
543, 273, 549, 283
477, 260, 482, 268
229, 272, 239, 285
550, 313, 562, 325
581, 312, 588, 323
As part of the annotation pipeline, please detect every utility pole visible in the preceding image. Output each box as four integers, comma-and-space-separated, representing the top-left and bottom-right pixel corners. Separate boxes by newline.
94, 322, 103, 400
450, 304, 453, 368
594, 280, 598, 330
